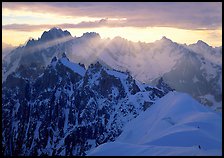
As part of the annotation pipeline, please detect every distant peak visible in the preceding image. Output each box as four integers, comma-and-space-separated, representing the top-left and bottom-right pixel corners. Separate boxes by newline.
46, 27, 63, 35
113, 36, 127, 42
114, 36, 124, 40
196, 40, 209, 46
81, 32, 101, 39
161, 36, 172, 42
40, 27, 72, 42
49, 27, 62, 31
155, 36, 173, 45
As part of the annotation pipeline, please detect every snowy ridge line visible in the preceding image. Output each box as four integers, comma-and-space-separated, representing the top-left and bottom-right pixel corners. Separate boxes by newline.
59, 57, 86, 77
88, 92, 222, 156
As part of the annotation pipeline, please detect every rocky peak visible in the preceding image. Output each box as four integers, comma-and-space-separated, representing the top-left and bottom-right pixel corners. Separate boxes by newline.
60, 52, 70, 61
195, 40, 214, 50
40, 27, 72, 42
93, 61, 103, 69
78, 63, 85, 69
196, 40, 209, 47
81, 32, 101, 39
154, 36, 174, 46
87, 61, 103, 73
160, 36, 173, 43
62, 52, 67, 58
51, 56, 58, 63
26, 38, 37, 47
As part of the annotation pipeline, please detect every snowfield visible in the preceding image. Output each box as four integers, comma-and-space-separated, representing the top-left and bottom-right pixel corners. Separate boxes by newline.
88, 92, 222, 156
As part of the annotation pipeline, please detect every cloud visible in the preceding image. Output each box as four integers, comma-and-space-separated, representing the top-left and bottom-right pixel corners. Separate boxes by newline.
2, 18, 126, 31
2, 24, 50, 31
2, 2, 222, 30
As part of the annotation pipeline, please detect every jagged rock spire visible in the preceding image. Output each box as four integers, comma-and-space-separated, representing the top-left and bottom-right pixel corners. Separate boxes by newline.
61, 52, 69, 61
51, 56, 58, 63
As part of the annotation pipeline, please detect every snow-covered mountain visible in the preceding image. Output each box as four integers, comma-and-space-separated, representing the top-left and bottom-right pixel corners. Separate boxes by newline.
88, 92, 222, 156
3, 28, 221, 111
2, 27, 222, 156
2, 27, 73, 82
2, 53, 171, 156
151, 44, 222, 112
188, 40, 222, 66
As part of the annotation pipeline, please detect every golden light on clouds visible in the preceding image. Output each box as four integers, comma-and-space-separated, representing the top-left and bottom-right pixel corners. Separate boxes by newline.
2, 30, 44, 46
3, 8, 102, 25
3, 26, 221, 47
70, 27, 222, 47
2, 2, 222, 47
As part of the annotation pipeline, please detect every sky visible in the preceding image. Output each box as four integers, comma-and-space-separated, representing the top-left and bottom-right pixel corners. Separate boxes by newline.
2, 2, 222, 47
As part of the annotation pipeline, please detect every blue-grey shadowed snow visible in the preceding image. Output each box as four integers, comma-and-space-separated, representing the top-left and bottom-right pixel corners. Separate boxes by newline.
88, 92, 222, 156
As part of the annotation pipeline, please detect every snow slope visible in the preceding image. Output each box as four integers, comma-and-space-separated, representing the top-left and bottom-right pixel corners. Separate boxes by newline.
88, 92, 222, 156
59, 54, 86, 77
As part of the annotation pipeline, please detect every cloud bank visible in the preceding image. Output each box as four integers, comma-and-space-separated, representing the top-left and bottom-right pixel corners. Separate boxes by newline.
2, 2, 222, 30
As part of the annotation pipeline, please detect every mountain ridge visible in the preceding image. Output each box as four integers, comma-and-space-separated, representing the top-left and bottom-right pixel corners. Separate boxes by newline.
2, 28, 222, 111
2, 53, 172, 156
88, 91, 222, 156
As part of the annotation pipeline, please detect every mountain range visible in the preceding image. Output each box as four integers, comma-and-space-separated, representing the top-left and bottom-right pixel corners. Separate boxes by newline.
2, 52, 172, 155
2, 27, 222, 112
2, 28, 222, 156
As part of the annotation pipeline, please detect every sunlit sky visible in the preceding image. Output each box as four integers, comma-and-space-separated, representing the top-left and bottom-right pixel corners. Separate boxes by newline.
2, 2, 222, 47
